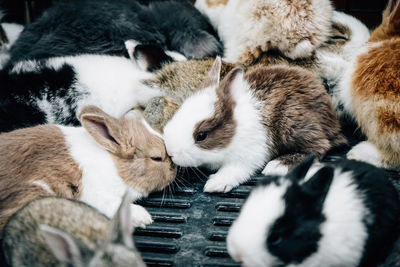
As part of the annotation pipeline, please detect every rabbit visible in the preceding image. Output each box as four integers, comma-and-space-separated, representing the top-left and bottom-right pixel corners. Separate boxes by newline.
141, 11, 370, 132
0, 105, 177, 232
162, 57, 346, 193
7, 0, 222, 66
0, 11, 23, 69
2, 191, 146, 267
227, 156, 400, 267
344, 0, 400, 169
0, 41, 176, 133
195, 0, 333, 64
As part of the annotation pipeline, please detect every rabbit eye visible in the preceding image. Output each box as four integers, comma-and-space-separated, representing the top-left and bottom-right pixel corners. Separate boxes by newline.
268, 233, 282, 246
196, 131, 208, 142
151, 157, 163, 162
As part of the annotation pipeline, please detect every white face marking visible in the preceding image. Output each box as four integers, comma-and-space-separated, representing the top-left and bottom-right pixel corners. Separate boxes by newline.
32, 180, 56, 195
227, 182, 289, 267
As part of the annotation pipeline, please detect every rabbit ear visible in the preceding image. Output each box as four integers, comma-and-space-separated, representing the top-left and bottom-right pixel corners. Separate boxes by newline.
287, 155, 316, 182
202, 56, 222, 88
78, 106, 123, 155
301, 166, 334, 211
40, 225, 85, 265
388, 0, 400, 25
125, 39, 173, 72
108, 190, 135, 248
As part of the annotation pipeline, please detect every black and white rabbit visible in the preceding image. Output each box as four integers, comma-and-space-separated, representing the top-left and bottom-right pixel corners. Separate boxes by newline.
163, 57, 346, 193
0, 42, 172, 133
7, 0, 222, 65
227, 156, 400, 267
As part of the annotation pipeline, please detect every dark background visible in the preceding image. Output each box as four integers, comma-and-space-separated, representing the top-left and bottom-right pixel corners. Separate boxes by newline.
0, 0, 391, 29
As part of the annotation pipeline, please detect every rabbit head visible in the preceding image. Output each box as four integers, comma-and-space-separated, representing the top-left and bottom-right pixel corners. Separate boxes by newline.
369, 0, 400, 42
78, 105, 176, 195
40, 191, 146, 267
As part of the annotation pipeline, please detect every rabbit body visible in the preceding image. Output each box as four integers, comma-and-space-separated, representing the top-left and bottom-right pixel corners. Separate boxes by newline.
8, 0, 222, 65
0, 54, 162, 133
196, 0, 333, 64
227, 157, 400, 267
346, 0, 400, 168
0, 106, 176, 232
2, 194, 146, 267
163, 58, 346, 193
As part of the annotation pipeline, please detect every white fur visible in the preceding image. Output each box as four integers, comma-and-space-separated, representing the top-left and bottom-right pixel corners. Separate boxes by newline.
227, 164, 370, 267
227, 180, 289, 267
262, 159, 289, 176
11, 55, 162, 123
347, 141, 383, 167
194, 0, 225, 29
163, 72, 269, 192
32, 181, 56, 196
0, 22, 24, 68
59, 126, 151, 227
217, 0, 332, 63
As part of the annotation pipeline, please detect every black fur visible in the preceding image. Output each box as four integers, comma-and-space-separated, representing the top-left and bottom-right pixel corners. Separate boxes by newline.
0, 63, 81, 132
266, 167, 333, 264
134, 44, 173, 72
7, 0, 222, 65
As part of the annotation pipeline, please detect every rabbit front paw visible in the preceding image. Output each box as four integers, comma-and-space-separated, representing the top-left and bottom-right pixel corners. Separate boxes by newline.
262, 160, 289, 176
204, 174, 236, 193
130, 204, 153, 228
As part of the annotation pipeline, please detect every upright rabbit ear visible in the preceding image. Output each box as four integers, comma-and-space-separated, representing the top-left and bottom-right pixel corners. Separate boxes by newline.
108, 190, 135, 248
40, 225, 87, 266
301, 166, 334, 211
202, 56, 222, 88
78, 106, 122, 155
287, 155, 316, 182
388, 0, 400, 25
125, 39, 173, 72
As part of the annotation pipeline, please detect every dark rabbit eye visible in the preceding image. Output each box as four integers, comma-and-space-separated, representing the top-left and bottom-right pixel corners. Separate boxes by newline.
196, 131, 208, 142
268, 233, 282, 246
151, 157, 162, 162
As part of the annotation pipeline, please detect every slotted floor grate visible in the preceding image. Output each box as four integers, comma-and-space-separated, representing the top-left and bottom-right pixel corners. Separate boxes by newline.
133, 168, 258, 267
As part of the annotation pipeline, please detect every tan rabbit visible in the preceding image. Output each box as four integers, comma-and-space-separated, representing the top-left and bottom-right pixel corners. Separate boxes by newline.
140, 11, 370, 131
346, 0, 400, 169
2, 191, 146, 267
0, 105, 176, 232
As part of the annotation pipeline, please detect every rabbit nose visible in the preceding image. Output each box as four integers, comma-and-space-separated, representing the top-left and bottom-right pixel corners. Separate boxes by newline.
232, 252, 243, 263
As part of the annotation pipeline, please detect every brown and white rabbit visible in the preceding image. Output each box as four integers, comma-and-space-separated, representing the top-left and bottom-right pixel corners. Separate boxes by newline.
0, 105, 176, 232
163, 57, 346, 193
2, 191, 146, 267
196, 0, 333, 64
345, 0, 400, 169
141, 11, 370, 131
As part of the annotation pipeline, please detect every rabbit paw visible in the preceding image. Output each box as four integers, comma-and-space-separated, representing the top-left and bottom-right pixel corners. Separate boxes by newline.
347, 141, 382, 167
262, 160, 289, 176
130, 204, 153, 228
204, 174, 235, 193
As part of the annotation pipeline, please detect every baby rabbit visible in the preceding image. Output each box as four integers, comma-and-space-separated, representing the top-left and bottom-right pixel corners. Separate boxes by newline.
2, 191, 146, 267
141, 11, 370, 131
196, 0, 333, 64
163, 57, 346, 193
0, 105, 176, 232
227, 156, 400, 267
0, 42, 174, 133
344, 0, 400, 169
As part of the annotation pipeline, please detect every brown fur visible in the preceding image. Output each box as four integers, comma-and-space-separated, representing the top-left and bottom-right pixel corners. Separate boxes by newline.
0, 126, 82, 232
205, 0, 228, 7
193, 67, 238, 150
245, 65, 347, 166
351, 0, 400, 167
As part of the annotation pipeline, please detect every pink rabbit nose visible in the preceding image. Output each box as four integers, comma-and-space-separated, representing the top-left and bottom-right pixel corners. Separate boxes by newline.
232, 252, 243, 263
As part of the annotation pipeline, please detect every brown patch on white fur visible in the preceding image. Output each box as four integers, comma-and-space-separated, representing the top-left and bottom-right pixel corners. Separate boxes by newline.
79, 106, 176, 193
0, 125, 83, 232
205, 0, 228, 7
378, 108, 400, 133
246, 65, 347, 166
193, 69, 238, 150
